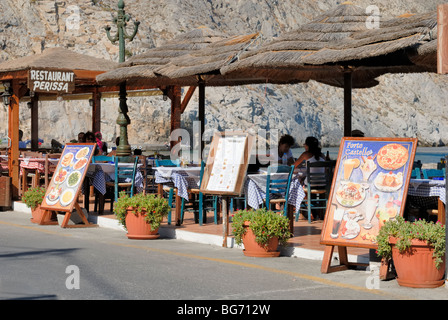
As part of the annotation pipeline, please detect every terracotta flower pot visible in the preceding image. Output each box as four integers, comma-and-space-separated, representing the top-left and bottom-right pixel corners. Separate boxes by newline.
125, 208, 160, 240
241, 222, 280, 257
30, 205, 58, 225
390, 237, 445, 288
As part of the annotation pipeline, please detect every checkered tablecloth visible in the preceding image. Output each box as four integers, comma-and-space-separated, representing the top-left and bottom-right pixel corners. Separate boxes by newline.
407, 179, 446, 204
87, 164, 144, 195
245, 173, 306, 213
154, 167, 201, 201
19, 158, 57, 175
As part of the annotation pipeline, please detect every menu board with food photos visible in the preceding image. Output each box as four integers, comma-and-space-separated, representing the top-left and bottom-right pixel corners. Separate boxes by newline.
41, 143, 96, 212
320, 137, 417, 250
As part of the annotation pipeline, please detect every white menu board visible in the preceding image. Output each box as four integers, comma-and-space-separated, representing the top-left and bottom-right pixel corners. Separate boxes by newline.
200, 131, 254, 196
206, 136, 246, 192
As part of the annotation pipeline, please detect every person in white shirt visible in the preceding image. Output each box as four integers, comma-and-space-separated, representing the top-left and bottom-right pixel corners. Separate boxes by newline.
293, 136, 326, 169
277, 134, 295, 165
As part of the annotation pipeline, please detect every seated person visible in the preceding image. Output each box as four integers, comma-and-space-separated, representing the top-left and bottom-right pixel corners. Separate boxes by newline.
277, 134, 295, 165
293, 136, 326, 169
85, 131, 100, 156
95, 132, 108, 155
19, 130, 43, 148
19, 130, 27, 149
78, 132, 86, 143
351, 129, 365, 137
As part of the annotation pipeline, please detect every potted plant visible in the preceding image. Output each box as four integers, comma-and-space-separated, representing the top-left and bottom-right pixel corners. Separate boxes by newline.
114, 191, 170, 240
376, 216, 446, 288
22, 186, 57, 225
232, 208, 292, 257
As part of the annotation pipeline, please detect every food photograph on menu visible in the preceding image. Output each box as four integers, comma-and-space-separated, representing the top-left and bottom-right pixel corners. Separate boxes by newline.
41, 143, 96, 212
321, 138, 417, 249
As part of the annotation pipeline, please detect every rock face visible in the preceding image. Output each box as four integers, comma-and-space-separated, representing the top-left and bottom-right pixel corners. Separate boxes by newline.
0, 0, 447, 149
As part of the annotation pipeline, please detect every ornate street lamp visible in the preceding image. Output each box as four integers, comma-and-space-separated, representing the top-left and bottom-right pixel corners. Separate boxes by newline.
105, 0, 140, 159
2, 82, 11, 106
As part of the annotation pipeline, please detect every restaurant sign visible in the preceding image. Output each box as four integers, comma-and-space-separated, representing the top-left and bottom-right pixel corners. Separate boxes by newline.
28, 68, 75, 94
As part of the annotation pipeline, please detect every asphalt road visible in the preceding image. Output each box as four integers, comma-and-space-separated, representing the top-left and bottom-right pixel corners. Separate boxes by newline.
0, 210, 446, 309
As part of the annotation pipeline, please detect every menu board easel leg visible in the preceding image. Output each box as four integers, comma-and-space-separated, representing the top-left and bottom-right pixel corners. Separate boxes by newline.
321, 245, 368, 273
60, 202, 98, 228
222, 196, 229, 248
37, 210, 58, 225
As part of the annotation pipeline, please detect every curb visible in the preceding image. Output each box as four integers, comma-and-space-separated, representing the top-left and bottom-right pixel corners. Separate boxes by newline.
12, 201, 369, 264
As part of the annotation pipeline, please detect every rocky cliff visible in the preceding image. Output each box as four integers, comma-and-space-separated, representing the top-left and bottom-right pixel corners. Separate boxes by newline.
0, 0, 447, 149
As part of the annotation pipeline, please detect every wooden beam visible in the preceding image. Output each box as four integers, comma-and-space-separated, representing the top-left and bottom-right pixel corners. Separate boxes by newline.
0, 70, 28, 81
180, 86, 196, 113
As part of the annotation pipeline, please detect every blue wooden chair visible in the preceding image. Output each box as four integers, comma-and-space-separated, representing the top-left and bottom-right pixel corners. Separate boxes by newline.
299, 160, 335, 223
411, 167, 422, 179
92, 155, 115, 163
185, 161, 218, 225
155, 159, 181, 167
264, 165, 294, 217
155, 158, 181, 225
422, 168, 445, 179
109, 156, 139, 202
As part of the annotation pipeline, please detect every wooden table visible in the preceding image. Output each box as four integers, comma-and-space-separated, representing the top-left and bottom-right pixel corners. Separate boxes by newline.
19, 158, 57, 196
154, 166, 201, 225
85, 162, 143, 214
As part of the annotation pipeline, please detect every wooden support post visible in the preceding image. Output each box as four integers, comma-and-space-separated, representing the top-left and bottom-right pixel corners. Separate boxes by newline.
198, 81, 205, 156
92, 87, 101, 134
30, 93, 39, 151
169, 85, 182, 150
8, 80, 21, 199
175, 189, 182, 226
222, 196, 229, 248
343, 70, 352, 137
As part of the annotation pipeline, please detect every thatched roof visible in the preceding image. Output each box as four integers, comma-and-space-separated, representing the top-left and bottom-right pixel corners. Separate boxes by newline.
221, 3, 438, 88
97, 27, 265, 87
97, 3, 438, 89
96, 26, 229, 86
0, 47, 117, 73
154, 32, 262, 82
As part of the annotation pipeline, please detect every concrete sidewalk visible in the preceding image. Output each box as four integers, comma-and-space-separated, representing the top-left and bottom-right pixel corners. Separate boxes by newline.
12, 201, 369, 264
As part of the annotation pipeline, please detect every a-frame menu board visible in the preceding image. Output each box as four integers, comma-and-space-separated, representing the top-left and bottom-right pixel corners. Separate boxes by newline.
200, 131, 254, 196
40, 143, 97, 228
320, 137, 417, 273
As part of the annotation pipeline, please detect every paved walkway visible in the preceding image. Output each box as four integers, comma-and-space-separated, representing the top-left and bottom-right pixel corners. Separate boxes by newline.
14, 199, 370, 264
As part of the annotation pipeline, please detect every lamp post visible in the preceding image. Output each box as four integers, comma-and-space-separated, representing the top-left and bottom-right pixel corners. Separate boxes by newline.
105, 0, 140, 159
2, 82, 11, 106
